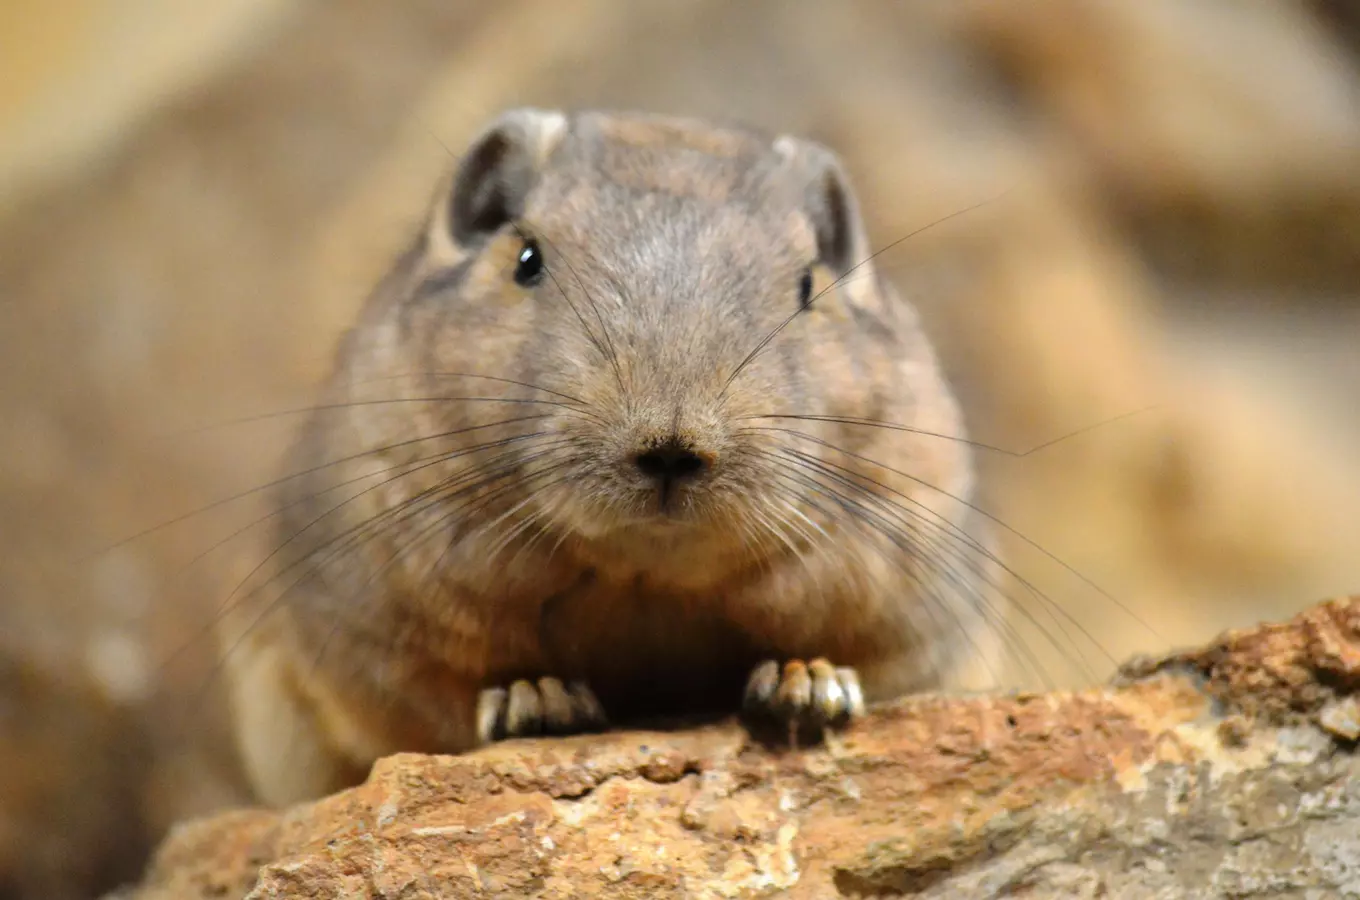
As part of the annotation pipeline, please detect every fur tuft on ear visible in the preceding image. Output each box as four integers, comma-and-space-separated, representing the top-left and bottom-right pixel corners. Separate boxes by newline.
773, 135, 870, 275
446, 108, 568, 246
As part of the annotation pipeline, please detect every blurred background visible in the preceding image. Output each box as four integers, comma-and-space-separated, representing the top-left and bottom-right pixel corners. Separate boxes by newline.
1, 1, 1358, 896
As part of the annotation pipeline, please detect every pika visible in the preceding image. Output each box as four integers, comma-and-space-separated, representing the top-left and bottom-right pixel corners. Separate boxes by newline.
221, 108, 1002, 807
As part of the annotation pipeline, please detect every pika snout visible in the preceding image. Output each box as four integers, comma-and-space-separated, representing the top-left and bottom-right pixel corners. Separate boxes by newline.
631, 435, 714, 512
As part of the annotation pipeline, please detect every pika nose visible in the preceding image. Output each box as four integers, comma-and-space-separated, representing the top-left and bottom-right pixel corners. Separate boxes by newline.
634, 441, 709, 483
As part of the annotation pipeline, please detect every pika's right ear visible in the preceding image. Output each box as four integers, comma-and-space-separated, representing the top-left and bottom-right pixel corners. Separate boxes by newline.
442, 108, 568, 246
772, 135, 871, 278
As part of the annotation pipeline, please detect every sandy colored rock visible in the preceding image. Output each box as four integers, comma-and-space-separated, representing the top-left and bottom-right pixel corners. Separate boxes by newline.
0, 653, 154, 900
946, 0, 1360, 288
1119, 591, 1360, 724
115, 596, 1360, 898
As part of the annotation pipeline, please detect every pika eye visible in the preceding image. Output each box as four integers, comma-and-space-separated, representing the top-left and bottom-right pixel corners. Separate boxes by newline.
514, 239, 545, 287
797, 268, 814, 308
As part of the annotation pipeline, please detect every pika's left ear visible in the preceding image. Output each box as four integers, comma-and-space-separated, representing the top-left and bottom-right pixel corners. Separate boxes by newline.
442, 107, 569, 247
773, 135, 871, 275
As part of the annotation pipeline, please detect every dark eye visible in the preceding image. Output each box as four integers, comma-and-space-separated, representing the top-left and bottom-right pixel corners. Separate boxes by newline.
514, 239, 545, 287
797, 268, 814, 308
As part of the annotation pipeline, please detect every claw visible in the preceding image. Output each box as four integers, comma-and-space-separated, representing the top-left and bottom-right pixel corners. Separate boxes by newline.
742, 657, 865, 740
476, 677, 607, 744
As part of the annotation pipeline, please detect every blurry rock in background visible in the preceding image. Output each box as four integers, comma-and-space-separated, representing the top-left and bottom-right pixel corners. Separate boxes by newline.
0, 652, 153, 900
0, 1, 1357, 897
953, 0, 1360, 290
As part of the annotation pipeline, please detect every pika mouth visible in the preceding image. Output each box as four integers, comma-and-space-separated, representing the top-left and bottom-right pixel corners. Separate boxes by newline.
636, 489, 695, 523
617, 484, 706, 531
652, 480, 683, 516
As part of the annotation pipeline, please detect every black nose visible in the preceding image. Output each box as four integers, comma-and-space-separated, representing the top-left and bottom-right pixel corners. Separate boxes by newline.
634, 443, 709, 482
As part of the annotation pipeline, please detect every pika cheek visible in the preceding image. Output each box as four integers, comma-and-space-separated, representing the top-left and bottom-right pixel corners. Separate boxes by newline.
468, 246, 534, 308
494, 277, 531, 308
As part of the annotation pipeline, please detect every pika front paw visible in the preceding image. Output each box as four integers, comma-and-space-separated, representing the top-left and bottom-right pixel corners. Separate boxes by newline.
475, 677, 607, 744
742, 658, 865, 739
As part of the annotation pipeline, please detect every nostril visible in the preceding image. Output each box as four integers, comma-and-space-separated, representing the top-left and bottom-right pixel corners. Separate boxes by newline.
634, 444, 709, 481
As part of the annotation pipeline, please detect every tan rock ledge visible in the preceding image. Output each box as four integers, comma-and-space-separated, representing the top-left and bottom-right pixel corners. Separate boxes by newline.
114, 597, 1360, 899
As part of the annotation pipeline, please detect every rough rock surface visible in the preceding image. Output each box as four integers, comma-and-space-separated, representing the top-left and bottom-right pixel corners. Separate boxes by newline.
116, 597, 1360, 899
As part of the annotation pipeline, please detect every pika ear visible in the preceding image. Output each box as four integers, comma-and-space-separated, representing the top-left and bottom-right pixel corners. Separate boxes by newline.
445, 108, 568, 246
774, 136, 870, 275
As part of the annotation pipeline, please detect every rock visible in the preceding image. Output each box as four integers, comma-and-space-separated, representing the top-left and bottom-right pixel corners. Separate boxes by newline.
116, 596, 1360, 899
946, 0, 1360, 290
0, 652, 154, 900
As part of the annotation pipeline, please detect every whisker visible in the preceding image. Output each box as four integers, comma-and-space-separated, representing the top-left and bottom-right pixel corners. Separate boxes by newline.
469, 456, 587, 563
759, 458, 1025, 688
207, 445, 576, 709
776, 440, 1099, 663
80, 415, 556, 561
764, 434, 1142, 687
252, 440, 573, 611
508, 481, 575, 569
355, 460, 578, 614
163, 395, 595, 440
347, 461, 583, 639
720, 193, 1009, 397
489, 504, 557, 572
744, 426, 1162, 644
536, 233, 627, 397
165, 434, 567, 676
256, 462, 582, 731
170, 427, 570, 582
738, 408, 1160, 458
343, 370, 590, 406
765, 449, 1074, 688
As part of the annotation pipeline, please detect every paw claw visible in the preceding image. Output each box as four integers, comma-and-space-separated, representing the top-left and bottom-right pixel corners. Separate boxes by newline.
506, 679, 543, 736
477, 677, 607, 744
742, 657, 864, 738
836, 666, 866, 719
475, 686, 507, 744
538, 676, 576, 732
774, 660, 813, 715
809, 659, 846, 720
743, 659, 781, 709
567, 680, 607, 730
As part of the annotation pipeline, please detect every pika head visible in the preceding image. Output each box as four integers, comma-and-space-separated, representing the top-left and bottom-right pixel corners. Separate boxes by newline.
341, 107, 973, 594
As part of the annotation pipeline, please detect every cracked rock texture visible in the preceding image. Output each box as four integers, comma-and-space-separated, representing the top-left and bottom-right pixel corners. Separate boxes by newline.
115, 597, 1360, 899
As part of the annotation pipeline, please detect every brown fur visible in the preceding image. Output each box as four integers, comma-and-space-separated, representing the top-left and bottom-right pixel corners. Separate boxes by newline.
221, 109, 998, 807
